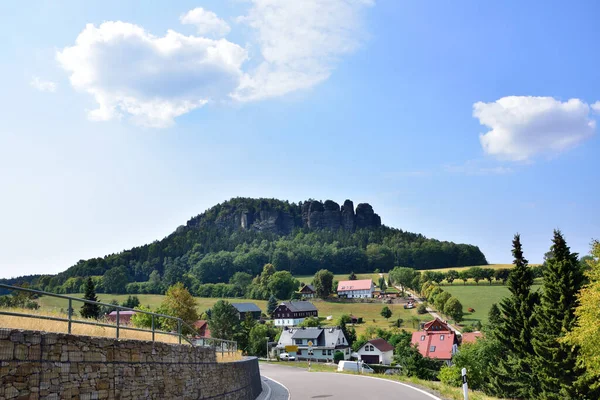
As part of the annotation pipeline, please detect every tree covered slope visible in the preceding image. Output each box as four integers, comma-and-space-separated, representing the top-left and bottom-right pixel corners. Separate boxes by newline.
2, 197, 487, 294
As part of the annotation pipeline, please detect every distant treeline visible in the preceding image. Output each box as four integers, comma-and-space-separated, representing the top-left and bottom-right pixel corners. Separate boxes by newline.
0, 198, 487, 295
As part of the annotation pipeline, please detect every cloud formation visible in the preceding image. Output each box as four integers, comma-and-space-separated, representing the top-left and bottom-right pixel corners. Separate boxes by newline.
474, 96, 597, 161
57, 1, 373, 127
180, 7, 231, 37
56, 22, 247, 127
234, 0, 374, 101
30, 76, 57, 92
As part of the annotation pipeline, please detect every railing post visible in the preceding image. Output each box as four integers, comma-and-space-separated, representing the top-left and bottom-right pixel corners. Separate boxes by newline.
116, 309, 120, 339
68, 299, 72, 334
151, 314, 155, 342
178, 319, 182, 344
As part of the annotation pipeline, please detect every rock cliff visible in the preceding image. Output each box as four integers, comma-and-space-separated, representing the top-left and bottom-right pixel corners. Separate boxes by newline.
190, 198, 381, 235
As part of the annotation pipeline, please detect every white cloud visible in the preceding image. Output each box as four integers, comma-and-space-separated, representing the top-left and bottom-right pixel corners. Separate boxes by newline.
56, 21, 247, 127
592, 101, 600, 112
234, 0, 374, 101
30, 76, 57, 92
57, 2, 373, 127
180, 7, 231, 37
474, 96, 597, 161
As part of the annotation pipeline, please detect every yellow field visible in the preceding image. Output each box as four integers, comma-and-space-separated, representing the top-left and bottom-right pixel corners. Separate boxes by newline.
423, 264, 540, 274
0, 308, 179, 344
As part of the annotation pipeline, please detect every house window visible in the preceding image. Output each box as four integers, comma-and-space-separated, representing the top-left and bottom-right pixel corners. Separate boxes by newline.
430, 346, 436, 352
440, 335, 444, 341
322, 350, 326, 355
328, 350, 332, 355
420, 335, 425, 341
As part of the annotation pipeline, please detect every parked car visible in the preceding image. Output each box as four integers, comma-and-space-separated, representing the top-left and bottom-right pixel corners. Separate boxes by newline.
403, 302, 414, 309
337, 361, 374, 374
279, 353, 295, 361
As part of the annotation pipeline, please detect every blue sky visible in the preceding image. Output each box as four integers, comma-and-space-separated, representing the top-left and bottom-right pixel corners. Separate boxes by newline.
1, 0, 599, 278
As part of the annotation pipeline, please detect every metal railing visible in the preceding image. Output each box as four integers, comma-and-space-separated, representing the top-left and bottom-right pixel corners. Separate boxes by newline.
0, 284, 236, 353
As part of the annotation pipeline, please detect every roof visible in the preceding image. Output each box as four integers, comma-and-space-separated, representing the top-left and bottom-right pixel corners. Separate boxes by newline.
108, 311, 136, 316
368, 338, 394, 352
193, 320, 208, 329
291, 328, 323, 339
231, 303, 262, 313
277, 327, 349, 349
280, 301, 318, 312
300, 284, 315, 292
461, 332, 483, 344
337, 279, 373, 291
411, 331, 455, 360
423, 318, 452, 332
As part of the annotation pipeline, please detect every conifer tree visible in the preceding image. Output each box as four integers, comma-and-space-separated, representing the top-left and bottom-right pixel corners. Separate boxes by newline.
489, 234, 538, 398
80, 277, 101, 319
267, 295, 278, 318
531, 231, 586, 399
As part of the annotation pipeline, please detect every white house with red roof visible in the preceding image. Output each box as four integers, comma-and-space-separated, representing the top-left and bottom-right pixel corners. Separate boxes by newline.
356, 338, 395, 365
411, 318, 458, 364
336, 279, 374, 298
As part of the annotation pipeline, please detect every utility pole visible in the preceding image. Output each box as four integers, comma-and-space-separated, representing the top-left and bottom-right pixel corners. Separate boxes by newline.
265, 337, 270, 360
462, 368, 469, 400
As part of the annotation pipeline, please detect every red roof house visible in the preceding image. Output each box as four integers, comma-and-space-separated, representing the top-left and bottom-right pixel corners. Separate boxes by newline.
106, 310, 136, 325
193, 320, 211, 338
411, 318, 457, 363
336, 279, 374, 299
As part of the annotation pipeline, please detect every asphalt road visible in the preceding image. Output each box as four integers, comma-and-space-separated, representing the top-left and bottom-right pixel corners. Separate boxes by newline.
260, 363, 442, 400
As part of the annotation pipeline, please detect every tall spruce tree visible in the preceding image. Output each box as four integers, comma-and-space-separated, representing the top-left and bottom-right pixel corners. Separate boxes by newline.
531, 230, 586, 399
267, 295, 278, 318
489, 234, 539, 398
80, 277, 101, 319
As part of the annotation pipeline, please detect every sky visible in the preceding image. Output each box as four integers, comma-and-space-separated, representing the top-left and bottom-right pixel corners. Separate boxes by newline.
1, 0, 599, 279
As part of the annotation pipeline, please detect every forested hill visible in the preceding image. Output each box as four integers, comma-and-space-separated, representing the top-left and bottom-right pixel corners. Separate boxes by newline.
2, 197, 487, 294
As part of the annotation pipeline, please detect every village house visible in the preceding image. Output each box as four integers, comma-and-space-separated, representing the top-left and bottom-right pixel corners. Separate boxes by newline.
299, 284, 316, 298
273, 301, 318, 327
231, 303, 262, 320
106, 310, 136, 325
336, 279, 375, 298
193, 320, 211, 338
277, 326, 351, 362
356, 338, 394, 365
411, 318, 458, 364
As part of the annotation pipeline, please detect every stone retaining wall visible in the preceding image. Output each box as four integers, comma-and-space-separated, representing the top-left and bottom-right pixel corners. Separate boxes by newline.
0, 329, 261, 400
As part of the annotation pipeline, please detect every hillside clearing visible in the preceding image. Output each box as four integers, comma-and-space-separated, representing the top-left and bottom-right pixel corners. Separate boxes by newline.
442, 284, 542, 324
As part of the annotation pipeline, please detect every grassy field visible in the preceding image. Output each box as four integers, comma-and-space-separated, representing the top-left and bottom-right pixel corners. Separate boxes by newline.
36, 293, 426, 335
307, 299, 428, 334
0, 308, 180, 344
37, 294, 269, 316
441, 283, 542, 325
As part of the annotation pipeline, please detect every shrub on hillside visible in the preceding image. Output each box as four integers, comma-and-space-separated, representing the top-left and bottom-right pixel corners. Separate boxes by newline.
417, 304, 427, 314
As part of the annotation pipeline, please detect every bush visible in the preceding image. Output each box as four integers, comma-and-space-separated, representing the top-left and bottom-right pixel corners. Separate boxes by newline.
417, 304, 427, 314
333, 351, 344, 364
438, 365, 462, 387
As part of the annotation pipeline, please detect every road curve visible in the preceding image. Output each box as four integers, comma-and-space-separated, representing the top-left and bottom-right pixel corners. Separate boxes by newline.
260, 363, 442, 400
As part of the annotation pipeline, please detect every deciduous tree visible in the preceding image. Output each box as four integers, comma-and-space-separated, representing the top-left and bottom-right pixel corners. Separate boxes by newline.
313, 269, 334, 299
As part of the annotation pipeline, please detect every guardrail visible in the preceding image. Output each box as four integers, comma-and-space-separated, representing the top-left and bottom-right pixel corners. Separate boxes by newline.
0, 284, 237, 353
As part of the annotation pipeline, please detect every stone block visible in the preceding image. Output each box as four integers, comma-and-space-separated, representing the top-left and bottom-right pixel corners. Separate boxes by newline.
0, 341, 14, 360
